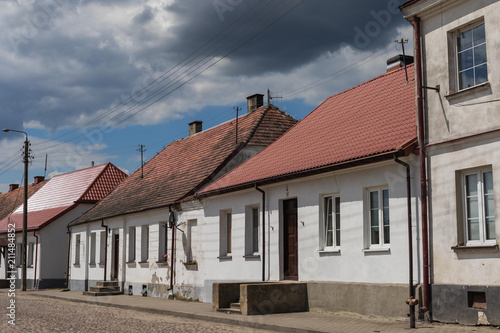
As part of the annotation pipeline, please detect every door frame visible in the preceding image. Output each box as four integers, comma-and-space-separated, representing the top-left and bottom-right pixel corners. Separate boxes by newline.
111, 232, 119, 281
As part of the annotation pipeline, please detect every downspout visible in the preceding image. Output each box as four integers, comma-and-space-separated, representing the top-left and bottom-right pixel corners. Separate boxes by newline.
101, 220, 108, 282
65, 228, 71, 290
255, 185, 266, 282
168, 206, 176, 291
414, 15, 430, 313
394, 154, 417, 329
33, 231, 38, 289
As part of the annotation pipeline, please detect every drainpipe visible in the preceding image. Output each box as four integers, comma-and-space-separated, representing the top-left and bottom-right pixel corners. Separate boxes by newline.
414, 15, 430, 313
168, 206, 176, 291
101, 220, 108, 282
394, 154, 417, 328
255, 185, 265, 282
33, 231, 38, 289
65, 228, 71, 289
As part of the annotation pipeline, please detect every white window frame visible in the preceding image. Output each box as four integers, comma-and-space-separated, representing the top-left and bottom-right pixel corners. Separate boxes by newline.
140, 225, 149, 262
219, 210, 232, 257
452, 20, 488, 91
28, 242, 34, 267
89, 232, 96, 264
462, 168, 496, 245
186, 219, 197, 263
74, 235, 81, 265
99, 231, 106, 264
322, 194, 341, 251
365, 187, 390, 249
128, 226, 136, 262
245, 205, 260, 256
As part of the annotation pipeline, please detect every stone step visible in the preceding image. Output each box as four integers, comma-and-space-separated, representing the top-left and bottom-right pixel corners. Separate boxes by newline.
96, 281, 119, 288
89, 286, 121, 293
83, 290, 123, 297
216, 308, 242, 315
230, 302, 240, 310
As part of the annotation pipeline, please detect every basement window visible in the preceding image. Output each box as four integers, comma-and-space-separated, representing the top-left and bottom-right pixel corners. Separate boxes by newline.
468, 291, 487, 310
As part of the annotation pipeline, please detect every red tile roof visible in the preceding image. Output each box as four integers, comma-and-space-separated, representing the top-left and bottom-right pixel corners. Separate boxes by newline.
199, 65, 417, 195
69, 105, 297, 226
0, 179, 48, 222
0, 163, 127, 233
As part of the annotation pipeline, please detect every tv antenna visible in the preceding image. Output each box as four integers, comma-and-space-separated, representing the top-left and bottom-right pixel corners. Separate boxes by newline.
395, 38, 409, 84
267, 89, 282, 105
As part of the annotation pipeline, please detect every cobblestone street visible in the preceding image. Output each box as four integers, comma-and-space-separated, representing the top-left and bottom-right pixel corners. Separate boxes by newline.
0, 292, 272, 333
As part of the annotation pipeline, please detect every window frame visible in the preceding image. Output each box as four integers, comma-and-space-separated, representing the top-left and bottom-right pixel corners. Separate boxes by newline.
461, 168, 496, 246
89, 232, 96, 264
321, 194, 341, 251
28, 242, 34, 267
245, 205, 260, 256
186, 219, 197, 263
158, 222, 168, 262
365, 187, 390, 249
128, 226, 136, 262
219, 209, 232, 258
74, 235, 81, 265
99, 231, 106, 264
140, 225, 149, 262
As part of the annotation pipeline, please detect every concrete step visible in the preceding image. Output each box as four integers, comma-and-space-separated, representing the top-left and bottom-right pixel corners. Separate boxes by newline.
83, 290, 123, 297
230, 302, 240, 310
216, 308, 242, 315
96, 281, 119, 288
89, 286, 121, 293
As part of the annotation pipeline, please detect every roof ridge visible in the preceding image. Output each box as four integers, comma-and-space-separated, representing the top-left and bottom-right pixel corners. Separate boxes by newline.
50, 162, 108, 179
76, 162, 111, 202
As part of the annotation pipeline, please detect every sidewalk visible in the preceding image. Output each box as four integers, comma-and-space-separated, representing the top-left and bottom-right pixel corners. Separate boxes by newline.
24, 289, 498, 333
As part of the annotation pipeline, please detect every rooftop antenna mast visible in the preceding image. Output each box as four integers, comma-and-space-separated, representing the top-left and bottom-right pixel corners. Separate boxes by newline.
233, 106, 240, 145
395, 38, 409, 84
267, 89, 282, 105
43, 153, 48, 179
137, 144, 147, 178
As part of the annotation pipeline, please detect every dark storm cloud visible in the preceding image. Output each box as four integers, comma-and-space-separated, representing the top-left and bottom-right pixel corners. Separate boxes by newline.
163, 0, 410, 76
133, 5, 156, 25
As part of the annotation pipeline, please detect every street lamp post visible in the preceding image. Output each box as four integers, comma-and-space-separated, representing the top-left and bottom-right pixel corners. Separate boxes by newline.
3, 129, 29, 291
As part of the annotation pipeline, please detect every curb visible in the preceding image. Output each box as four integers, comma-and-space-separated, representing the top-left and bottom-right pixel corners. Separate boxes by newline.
27, 292, 327, 333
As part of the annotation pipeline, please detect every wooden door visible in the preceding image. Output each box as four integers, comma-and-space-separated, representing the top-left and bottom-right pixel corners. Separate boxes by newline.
283, 199, 298, 280
111, 234, 119, 281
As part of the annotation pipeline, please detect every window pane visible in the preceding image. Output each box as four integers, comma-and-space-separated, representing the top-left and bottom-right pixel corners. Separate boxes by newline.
474, 43, 487, 65
370, 191, 379, 209
252, 208, 259, 253
325, 197, 333, 247
227, 213, 232, 254
473, 24, 486, 45
466, 174, 478, 196
459, 68, 474, 89
459, 49, 474, 70
475, 64, 488, 85
383, 189, 390, 244
370, 191, 380, 245
486, 217, 496, 240
484, 172, 494, 194
468, 219, 480, 241
467, 196, 479, 219
458, 29, 473, 51
335, 197, 341, 247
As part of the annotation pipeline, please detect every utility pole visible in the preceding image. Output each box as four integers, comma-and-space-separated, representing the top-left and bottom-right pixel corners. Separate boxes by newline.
233, 106, 240, 144
3, 129, 31, 291
137, 144, 146, 178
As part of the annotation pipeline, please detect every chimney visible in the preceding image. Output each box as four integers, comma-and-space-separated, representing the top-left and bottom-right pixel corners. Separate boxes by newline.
189, 121, 203, 136
387, 54, 414, 72
9, 184, 19, 192
246, 94, 264, 113
34, 176, 45, 185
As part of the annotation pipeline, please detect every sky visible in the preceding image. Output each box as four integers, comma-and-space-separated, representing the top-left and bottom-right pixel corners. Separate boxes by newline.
0, 0, 414, 194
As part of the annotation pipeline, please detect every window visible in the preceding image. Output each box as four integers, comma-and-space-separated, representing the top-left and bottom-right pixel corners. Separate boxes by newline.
99, 231, 106, 264
367, 188, 390, 248
456, 22, 487, 90
28, 242, 34, 267
74, 235, 81, 265
16, 243, 22, 267
219, 210, 232, 257
128, 227, 136, 262
158, 222, 168, 261
323, 195, 340, 250
462, 169, 495, 245
89, 233, 96, 264
186, 219, 197, 263
141, 225, 149, 262
245, 206, 259, 256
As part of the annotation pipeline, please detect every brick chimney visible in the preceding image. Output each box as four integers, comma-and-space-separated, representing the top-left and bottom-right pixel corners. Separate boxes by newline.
246, 94, 264, 113
387, 55, 414, 72
34, 176, 45, 185
9, 184, 19, 192
189, 121, 203, 136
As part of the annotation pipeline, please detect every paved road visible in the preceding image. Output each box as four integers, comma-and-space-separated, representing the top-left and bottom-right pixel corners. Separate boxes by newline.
0, 292, 273, 333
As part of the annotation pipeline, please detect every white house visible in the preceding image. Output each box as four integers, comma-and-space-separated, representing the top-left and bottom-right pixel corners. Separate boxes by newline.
0, 163, 127, 289
401, 0, 500, 326
67, 99, 298, 299
195, 63, 422, 318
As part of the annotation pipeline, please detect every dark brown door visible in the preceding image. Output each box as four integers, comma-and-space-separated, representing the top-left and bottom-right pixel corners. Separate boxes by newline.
283, 198, 298, 280
111, 234, 119, 281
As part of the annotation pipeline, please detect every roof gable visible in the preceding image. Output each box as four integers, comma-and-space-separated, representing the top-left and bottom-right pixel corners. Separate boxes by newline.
200, 65, 417, 195
69, 106, 297, 225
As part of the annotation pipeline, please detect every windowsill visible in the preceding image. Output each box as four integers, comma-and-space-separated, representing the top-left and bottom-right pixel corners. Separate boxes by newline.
98, 262, 105, 266
445, 82, 490, 101
243, 254, 261, 259
452, 244, 498, 252
138, 261, 149, 264
182, 261, 197, 269
363, 247, 390, 253
73, 263, 80, 267
89, 263, 96, 267
217, 255, 232, 261
156, 260, 168, 264
126, 261, 136, 264
319, 249, 340, 254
